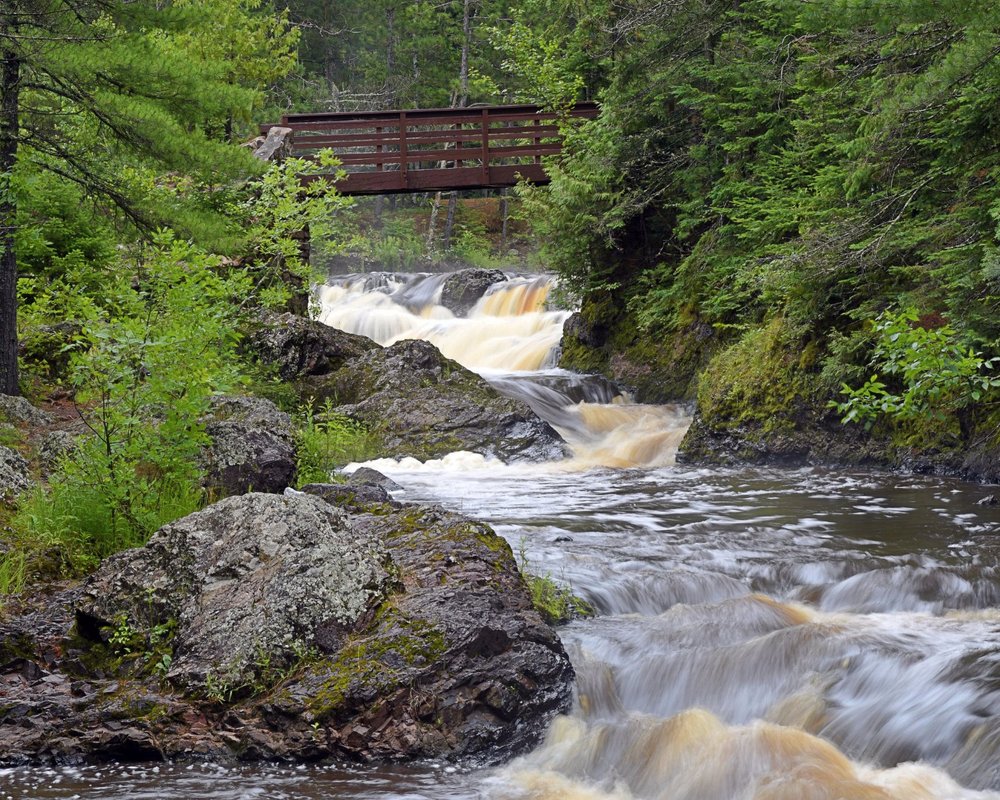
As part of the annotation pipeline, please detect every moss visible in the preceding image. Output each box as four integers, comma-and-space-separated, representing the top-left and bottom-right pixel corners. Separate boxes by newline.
474, 528, 510, 555
305, 605, 447, 721
697, 318, 816, 435
0, 631, 36, 664
560, 289, 717, 403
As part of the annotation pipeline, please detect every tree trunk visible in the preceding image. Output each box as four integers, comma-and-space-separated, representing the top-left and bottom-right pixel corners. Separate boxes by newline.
0, 23, 21, 396
458, 0, 472, 107
443, 0, 473, 254
426, 191, 442, 253
443, 191, 458, 251
500, 189, 509, 254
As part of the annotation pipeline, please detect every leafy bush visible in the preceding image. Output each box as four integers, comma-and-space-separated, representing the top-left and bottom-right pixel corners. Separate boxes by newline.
4, 235, 243, 588
833, 309, 1000, 429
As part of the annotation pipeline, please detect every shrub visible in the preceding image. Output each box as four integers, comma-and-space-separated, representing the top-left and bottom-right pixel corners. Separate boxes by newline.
295, 400, 380, 487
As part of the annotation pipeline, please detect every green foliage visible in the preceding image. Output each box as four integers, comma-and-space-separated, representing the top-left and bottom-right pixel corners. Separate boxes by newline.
508, 0, 1000, 448
234, 152, 352, 308
6, 235, 246, 586
833, 309, 1000, 428
697, 317, 814, 432
0, 548, 26, 597
295, 400, 379, 487
490, 12, 586, 109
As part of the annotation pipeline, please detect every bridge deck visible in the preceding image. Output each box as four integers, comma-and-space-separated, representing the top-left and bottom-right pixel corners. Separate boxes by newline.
263, 102, 598, 195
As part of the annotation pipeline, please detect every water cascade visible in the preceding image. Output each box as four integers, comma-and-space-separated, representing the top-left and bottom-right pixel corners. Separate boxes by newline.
316, 272, 689, 468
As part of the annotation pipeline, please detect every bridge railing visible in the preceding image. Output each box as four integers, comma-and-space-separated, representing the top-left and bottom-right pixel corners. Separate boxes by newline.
261, 102, 598, 194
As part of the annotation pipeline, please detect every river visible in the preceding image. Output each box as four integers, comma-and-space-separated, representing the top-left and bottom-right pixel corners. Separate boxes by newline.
5, 272, 1000, 799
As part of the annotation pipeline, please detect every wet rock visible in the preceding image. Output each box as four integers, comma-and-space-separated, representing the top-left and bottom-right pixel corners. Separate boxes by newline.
0, 445, 31, 502
324, 339, 568, 463
562, 311, 609, 350
242, 311, 378, 382
348, 467, 402, 492
976, 494, 998, 507
268, 501, 573, 763
299, 482, 399, 512
439, 268, 507, 317
77, 492, 394, 693
0, 396, 53, 428
201, 395, 296, 495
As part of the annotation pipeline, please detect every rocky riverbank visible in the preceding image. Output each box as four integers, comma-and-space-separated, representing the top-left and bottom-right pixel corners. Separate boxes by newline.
1, 289, 575, 767
559, 288, 1000, 484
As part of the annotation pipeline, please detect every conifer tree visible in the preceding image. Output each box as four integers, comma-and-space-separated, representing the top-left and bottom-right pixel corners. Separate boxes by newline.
0, 0, 296, 395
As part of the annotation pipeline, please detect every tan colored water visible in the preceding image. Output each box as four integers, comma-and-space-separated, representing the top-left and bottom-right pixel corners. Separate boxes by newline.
314, 275, 567, 373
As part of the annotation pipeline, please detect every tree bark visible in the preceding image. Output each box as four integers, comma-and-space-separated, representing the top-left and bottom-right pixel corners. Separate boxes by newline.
426, 191, 442, 253
443, 191, 458, 250
500, 188, 509, 254
443, 0, 473, 253
0, 17, 21, 396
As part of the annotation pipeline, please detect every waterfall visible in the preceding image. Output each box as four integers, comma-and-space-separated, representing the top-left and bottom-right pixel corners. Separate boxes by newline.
315, 271, 691, 468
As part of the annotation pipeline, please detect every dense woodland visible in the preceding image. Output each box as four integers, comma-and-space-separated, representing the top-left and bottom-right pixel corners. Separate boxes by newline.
1, 0, 1000, 589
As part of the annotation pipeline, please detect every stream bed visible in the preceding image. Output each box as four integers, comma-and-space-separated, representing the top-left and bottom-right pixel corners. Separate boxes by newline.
5, 271, 1000, 799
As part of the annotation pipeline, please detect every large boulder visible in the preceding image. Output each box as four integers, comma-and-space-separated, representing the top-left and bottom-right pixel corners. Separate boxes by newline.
322, 339, 568, 463
77, 493, 395, 692
242, 311, 378, 383
0, 491, 573, 766
0, 445, 31, 503
201, 395, 297, 495
439, 268, 507, 317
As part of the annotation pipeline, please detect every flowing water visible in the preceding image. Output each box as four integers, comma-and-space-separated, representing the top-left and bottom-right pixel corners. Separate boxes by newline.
6, 272, 1000, 799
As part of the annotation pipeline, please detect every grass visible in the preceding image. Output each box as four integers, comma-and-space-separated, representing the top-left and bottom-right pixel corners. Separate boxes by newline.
0, 477, 203, 598
517, 540, 594, 626
295, 400, 381, 487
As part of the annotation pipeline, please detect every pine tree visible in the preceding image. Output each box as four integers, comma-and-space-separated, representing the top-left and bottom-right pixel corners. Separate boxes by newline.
0, 0, 297, 395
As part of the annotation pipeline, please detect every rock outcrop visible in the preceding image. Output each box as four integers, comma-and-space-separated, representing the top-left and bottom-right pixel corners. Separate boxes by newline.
242, 311, 378, 384
242, 308, 568, 465
201, 395, 297, 495
0, 396, 53, 428
439, 268, 507, 317
0, 446, 31, 503
77, 493, 395, 693
0, 489, 573, 766
323, 339, 568, 462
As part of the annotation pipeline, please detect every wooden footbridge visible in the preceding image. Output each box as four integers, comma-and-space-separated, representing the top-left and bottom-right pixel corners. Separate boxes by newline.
260, 102, 598, 195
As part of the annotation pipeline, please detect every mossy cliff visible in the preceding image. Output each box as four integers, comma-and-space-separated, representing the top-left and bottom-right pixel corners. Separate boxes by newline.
561, 282, 1000, 482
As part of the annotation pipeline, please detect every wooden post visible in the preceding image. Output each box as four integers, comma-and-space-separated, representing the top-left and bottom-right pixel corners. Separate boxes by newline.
533, 117, 541, 165
399, 111, 408, 191
481, 109, 490, 185
376, 125, 383, 172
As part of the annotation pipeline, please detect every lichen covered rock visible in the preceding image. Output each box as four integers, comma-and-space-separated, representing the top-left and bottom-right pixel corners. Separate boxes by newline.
201, 395, 296, 495
0, 396, 53, 428
0, 490, 573, 766
0, 445, 31, 502
77, 492, 395, 693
